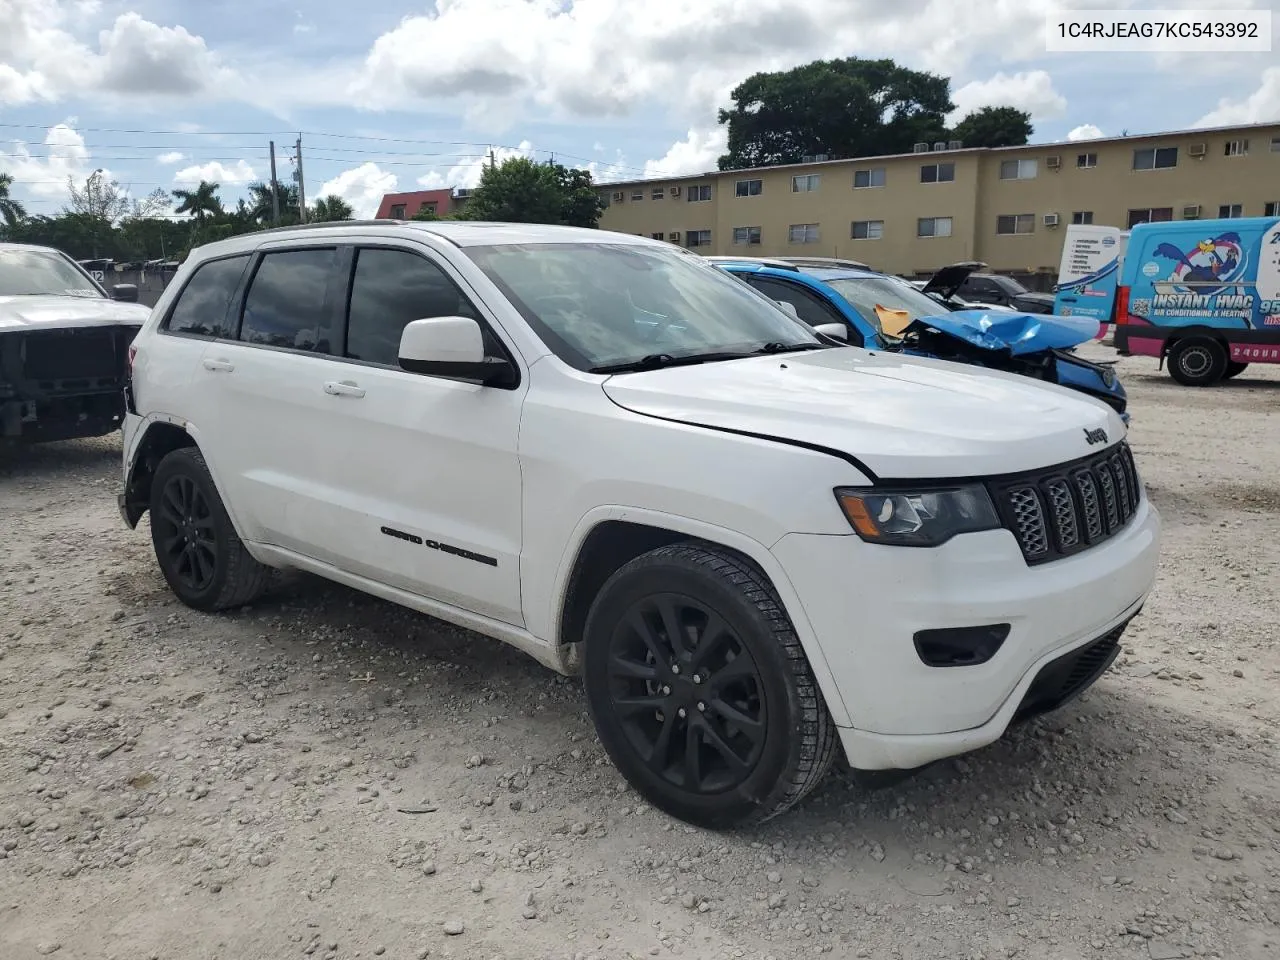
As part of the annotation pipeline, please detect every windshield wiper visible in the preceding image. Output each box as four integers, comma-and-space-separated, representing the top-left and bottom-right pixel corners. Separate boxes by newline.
751, 341, 827, 355
589, 351, 752, 374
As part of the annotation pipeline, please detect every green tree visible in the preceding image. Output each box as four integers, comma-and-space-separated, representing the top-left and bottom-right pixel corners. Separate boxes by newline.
949, 106, 1033, 148
0, 172, 26, 227
171, 180, 224, 222
717, 58, 953, 169
309, 194, 354, 222
464, 158, 604, 227
245, 180, 300, 225
66, 169, 131, 222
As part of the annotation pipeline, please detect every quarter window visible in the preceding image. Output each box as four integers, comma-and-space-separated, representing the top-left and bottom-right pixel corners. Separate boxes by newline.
165, 254, 250, 338
345, 248, 480, 367
239, 248, 338, 353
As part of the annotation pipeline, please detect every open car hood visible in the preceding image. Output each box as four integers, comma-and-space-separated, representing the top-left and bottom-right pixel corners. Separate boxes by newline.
904, 309, 1101, 356
920, 261, 986, 299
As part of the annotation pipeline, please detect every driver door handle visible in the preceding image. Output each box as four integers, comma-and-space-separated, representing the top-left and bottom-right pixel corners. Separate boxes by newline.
324, 380, 366, 398
202, 358, 234, 372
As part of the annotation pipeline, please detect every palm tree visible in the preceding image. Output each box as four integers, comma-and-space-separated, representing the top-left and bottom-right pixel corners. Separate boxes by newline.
245, 181, 300, 225
171, 180, 223, 223
310, 195, 354, 222
0, 172, 27, 227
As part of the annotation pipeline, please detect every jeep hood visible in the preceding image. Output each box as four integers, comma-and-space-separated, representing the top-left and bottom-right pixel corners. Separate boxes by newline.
905, 309, 1100, 355
0, 294, 150, 332
601, 348, 1123, 479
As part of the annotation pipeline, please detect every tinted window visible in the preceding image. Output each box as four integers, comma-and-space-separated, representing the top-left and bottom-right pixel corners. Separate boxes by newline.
239, 249, 337, 352
346, 248, 481, 367
166, 255, 250, 337
744, 276, 851, 333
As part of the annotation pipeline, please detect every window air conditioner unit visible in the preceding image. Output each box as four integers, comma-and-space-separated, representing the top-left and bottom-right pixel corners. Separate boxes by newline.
913, 142, 930, 153
947, 140, 962, 150
932, 141, 947, 151
669, 185, 682, 197
1188, 143, 1207, 158
454, 188, 472, 199
1182, 204, 1201, 219
1046, 155, 1062, 170
669, 231, 681, 242
612, 191, 625, 202
1043, 212, 1060, 227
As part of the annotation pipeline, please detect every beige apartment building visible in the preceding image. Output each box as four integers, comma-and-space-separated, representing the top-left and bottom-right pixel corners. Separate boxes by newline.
598, 121, 1280, 279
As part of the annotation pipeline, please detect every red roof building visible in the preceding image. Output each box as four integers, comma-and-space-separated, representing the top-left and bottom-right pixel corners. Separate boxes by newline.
375, 189, 456, 219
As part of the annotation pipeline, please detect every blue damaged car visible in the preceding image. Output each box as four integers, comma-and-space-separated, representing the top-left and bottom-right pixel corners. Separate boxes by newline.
708, 256, 1128, 420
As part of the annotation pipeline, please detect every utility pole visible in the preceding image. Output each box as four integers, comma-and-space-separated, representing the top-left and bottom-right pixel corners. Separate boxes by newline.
268, 140, 280, 224
488, 147, 496, 170
295, 135, 307, 224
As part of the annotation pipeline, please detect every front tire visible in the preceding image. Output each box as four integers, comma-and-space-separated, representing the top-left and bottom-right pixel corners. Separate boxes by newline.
582, 543, 836, 828
149, 447, 269, 611
1167, 337, 1227, 387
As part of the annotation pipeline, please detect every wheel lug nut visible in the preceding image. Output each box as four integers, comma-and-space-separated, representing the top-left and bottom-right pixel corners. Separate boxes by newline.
692, 674, 702, 684
670, 663, 680, 675
661, 685, 671, 695
697, 702, 706, 712
677, 707, 687, 719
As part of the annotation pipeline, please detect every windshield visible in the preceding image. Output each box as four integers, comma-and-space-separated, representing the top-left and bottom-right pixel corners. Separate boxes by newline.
0, 248, 105, 299
465, 242, 820, 370
824, 276, 948, 333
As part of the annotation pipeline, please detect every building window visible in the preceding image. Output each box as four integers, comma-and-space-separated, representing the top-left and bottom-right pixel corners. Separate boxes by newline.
631, 190, 644, 201
650, 232, 664, 241
853, 167, 885, 188
1266, 202, 1279, 217
788, 223, 820, 243
851, 220, 883, 240
1133, 147, 1178, 170
685, 229, 712, 247
732, 226, 762, 245
1272, 137, 1280, 153
1071, 211, 1094, 225
611, 191, 625, 203
1127, 207, 1174, 228
996, 214, 1035, 235
389, 204, 406, 219
917, 216, 953, 238
1219, 203, 1243, 218
999, 158, 1038, 180
920, 162, 955, 183
419, 202, 437, 216
687, 185, 712, 202
1225, 139, 1249, 157
1076, 153, 1098, 169
791, 174, 821, 193
651, 188, 664, 200
735, 179, 762, 197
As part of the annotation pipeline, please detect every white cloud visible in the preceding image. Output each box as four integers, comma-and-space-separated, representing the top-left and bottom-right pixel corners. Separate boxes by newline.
1195, 67, 1280, 128
643, 128, 728, 178
316, 162, 398, 219
1067, 124, 1104, 141
948, 70, 1066, 125
350, 0, 1055, 129
156, 151, 186, 165
0, 122, 96, 199
172, 159, 258, 186
417, 141, 536, 190
0, 0, 235, 106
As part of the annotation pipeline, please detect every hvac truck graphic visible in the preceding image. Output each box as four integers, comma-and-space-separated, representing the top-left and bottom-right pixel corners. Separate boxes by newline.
1111, 216, 1280, 386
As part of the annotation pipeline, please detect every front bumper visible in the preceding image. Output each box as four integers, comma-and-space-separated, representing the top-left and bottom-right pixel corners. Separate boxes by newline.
771, 496, 1160, 770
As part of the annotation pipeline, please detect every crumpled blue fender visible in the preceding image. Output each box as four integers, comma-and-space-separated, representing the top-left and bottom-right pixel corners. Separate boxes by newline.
905, 309, 1101, 355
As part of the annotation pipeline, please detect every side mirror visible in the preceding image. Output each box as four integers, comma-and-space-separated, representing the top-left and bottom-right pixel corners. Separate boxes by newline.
111, 283, 139, 303
775, 300, 800, 320
813, 322, 849, 342
398, 316, 518, 388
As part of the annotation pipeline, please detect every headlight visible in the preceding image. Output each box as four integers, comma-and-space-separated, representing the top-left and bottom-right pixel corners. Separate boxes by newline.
834, 485, 1001, 547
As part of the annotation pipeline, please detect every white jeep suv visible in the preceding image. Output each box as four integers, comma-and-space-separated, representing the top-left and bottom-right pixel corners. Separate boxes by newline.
119, 222, 1161, 827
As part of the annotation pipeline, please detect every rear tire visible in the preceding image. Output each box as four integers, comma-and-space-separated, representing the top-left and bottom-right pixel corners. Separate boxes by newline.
582, 542, 837, 828
1223, 361, 1249, 380
1167, 337, 1227, 387
149, 447, 269, 611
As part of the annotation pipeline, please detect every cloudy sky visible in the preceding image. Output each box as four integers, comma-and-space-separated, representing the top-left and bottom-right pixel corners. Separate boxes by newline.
1, 0, 1277, 218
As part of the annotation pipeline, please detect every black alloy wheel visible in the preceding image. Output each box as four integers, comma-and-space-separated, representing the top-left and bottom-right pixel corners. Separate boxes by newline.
153, 472, 218, 593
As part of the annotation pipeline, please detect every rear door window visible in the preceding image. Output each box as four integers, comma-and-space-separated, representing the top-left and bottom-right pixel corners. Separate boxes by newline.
165, 255, 250, 337
239, 248, 338, 353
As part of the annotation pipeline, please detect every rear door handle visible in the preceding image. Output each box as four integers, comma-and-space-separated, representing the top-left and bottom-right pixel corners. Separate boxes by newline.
202, 358, 234, 372
323, 380, 366, 398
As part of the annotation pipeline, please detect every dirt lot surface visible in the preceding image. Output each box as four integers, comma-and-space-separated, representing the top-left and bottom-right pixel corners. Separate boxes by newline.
2, 348, 1278, 960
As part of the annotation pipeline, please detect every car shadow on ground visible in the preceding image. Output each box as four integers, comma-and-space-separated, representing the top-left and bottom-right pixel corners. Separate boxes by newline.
0, 435, 120, 481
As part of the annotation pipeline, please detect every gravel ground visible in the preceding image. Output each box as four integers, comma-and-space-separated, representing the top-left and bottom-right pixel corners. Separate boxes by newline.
2, 348, 1278, 960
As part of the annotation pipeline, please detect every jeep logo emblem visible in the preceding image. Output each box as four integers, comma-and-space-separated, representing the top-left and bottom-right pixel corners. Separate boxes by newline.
1083, 427, 1108, 445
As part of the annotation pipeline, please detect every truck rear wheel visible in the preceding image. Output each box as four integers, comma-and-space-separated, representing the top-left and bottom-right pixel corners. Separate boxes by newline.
582, 542, 836, 828
1167, 337, 1227, 387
